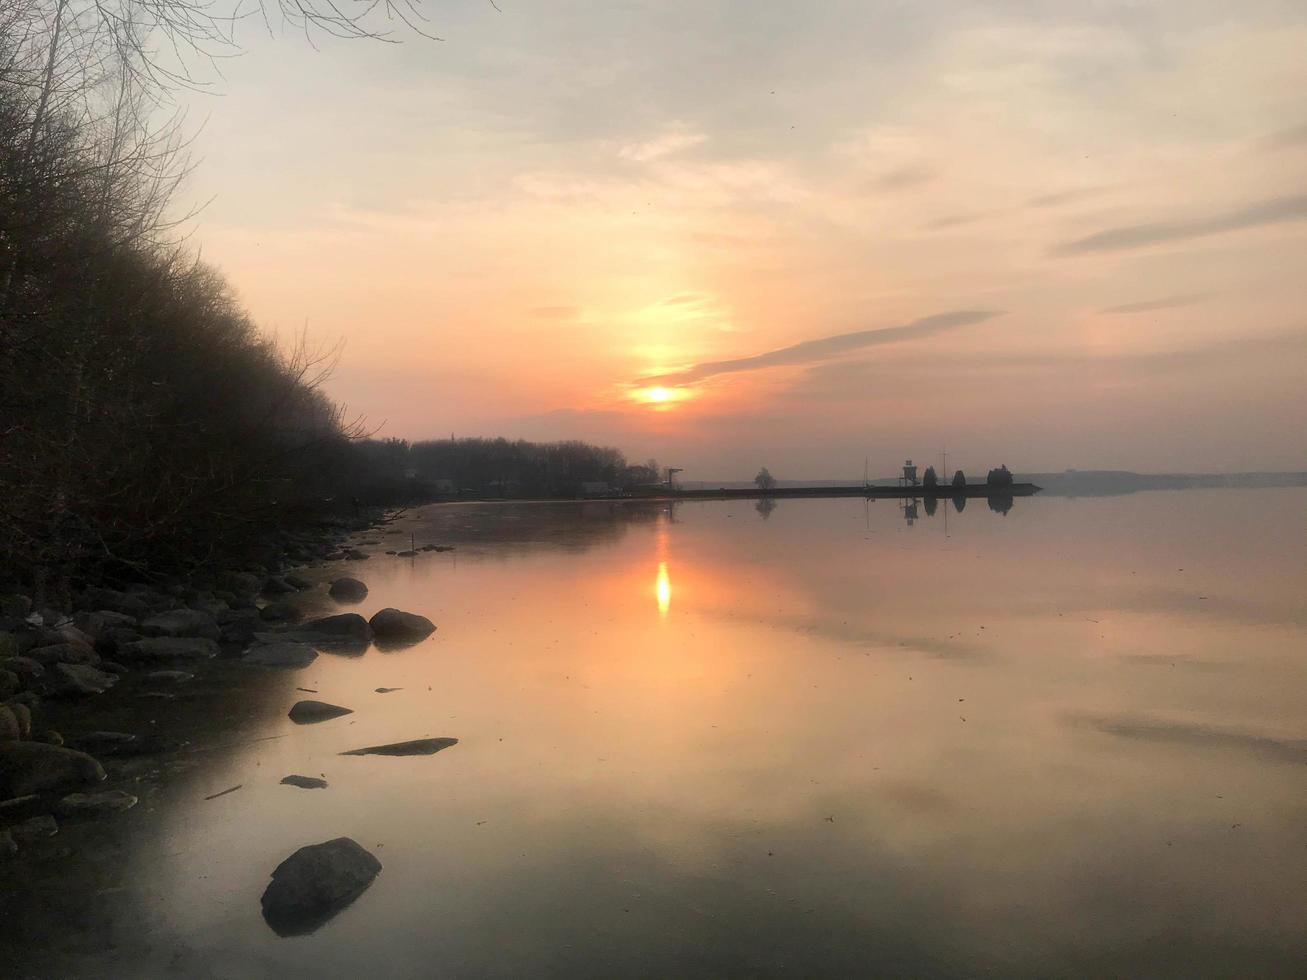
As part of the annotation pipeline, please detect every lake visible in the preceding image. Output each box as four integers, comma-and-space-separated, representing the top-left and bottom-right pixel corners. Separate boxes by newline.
5, 489, 1307, 977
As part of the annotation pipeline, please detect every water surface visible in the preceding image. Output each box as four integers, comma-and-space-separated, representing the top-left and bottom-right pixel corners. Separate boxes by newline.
7, 490, 1307, 977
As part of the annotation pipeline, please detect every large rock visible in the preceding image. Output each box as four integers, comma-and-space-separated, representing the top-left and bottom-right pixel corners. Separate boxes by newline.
141, 609, 220, 640
74, 610, 139, 640
259, 601, 302, 624
10, 814, 57, 842
262, 577, 295, 596
0, 742, 106, 798
284, 573, 313, 591
0, 595, 33, 620
53, 663, 118, 696
0, 706, 20, 741
280, 774, 328, 789
302, 614, 372, 642
3, 657, 43, 681
28, 643, 101, 667
5, 702, 31, 738
79, 588, 149, 619
368, 608, 436, 644
0, 669, 18, 698
340, 737, 458, 757
243, 642, 318, 669
328, 578, 368, 602
260, 837, 382, 936
288, 700, 353, 724
122, 637, 220, 663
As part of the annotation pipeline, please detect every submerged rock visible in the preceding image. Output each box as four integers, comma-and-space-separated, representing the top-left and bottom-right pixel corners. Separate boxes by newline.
280, 774, 328, 789
374, 687, 402, 694
0, 742, 105, 798
260, 837, 381, 936
328, 578, 368, 602
122, 637, 220, 663
288, 700, 353, 724
243, 642, 318, 669
259, 601, 303, 624
302, 614, 372, 641
141, 609, 220, 640
53, 663, 118, 696
284, 573, 313, 591
11, 813, 57, 842
340, 737, 458, 757
368, 608, 435, 644
58, 789, 138, 815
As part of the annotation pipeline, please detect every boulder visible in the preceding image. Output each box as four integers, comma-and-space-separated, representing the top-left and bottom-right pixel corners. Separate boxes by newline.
0, 829, 14, 855
141, 609, 220, 640
328, 578, 369, 602
280, 775, 328, 789
4, 657, 43, 681
5, 702, 31, 738
73, 610, 138, 640
288, 700, 353, 724
284, 573, 314, 591
260, 837, 381, 936
0, 742, 105, 798
11, 814, 57, 843
79, 588, 149, 619
219, 571, 262, 597
28, 643, 100, 667
45, 624, 97, 650
58, 789, 138, 816
0, 669, 18, 698
243, 642, 318, 669
53, 663, 118, 696
259, 601, 302, 624
122, 637, 220, 663
0, 595, 33, 620
368, 608, 436, 644
262, 577, 295, 596
340, 737, 458, 757
302, 614, 372, 642
0, 705, 20, 741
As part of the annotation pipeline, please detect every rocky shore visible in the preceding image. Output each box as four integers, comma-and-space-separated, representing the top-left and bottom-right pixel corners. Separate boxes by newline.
0, 508, 440, 864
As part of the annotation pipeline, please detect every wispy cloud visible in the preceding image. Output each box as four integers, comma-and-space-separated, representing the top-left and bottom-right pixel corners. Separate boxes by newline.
1098, 292, 1211, 315
1260, 122, 1307, 151
1054, 194, 1307, 255
641, 310, 1001, 386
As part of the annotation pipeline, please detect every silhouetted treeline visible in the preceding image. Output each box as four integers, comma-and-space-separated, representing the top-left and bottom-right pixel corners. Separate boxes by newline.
0, 29, 358, 603
340, 438, 660, 502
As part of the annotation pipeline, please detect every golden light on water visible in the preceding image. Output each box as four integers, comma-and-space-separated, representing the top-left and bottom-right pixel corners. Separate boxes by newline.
655, 561, 671, 617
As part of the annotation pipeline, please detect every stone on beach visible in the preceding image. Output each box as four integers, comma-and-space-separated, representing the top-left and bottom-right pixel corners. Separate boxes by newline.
340, 737, 458, 757
288, 700, 353, 724
58, 789, 138, 815
122, 637, 220, 663
141, 609, 220, 640
368, 608, 436, 644
280, 774, 329, 789
328, 577, 369, 602
0, 742, 106, 798
53, 663, 118, 696
302, 613, 373, 641
243, 642, 319, 669
260, 837, 381, 936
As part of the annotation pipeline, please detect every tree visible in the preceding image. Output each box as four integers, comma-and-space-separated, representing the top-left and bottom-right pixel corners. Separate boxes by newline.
922, 466, 938, 489
952, 469, 967, 487
986, 464, 1014, 487
754, 467, 776, 492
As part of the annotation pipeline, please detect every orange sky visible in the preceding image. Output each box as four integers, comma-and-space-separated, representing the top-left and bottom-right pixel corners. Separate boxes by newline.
181, 1, 1307, 479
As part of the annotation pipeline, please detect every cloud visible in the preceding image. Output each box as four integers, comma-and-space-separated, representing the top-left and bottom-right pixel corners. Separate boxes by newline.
1054, 193, 1307, 255
873, 164, 936, 189
1026, 187, 1106, 209
1098, 292, 1211, 315
641, 310, 1001, 385
618, 130, 707, 164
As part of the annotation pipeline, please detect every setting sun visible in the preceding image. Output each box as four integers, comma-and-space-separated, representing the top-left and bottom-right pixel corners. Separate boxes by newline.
634, 385, 688, 407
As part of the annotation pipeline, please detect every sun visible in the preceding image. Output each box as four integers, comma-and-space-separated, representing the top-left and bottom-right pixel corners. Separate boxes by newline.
647, 386, 671, 403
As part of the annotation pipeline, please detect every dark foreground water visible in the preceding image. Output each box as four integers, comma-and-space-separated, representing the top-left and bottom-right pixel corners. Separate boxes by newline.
5, 490, 1307, 977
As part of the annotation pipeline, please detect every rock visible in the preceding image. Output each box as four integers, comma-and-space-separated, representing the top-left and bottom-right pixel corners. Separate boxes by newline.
5, 702, 31, 738
219, 571, 262, 597
374, 687, 402, 694
79, 588, 149, 619
146, 669, 194, 683
41, 730, 63, 745
28, 643, 100, 667
280, 775, 328, 789
243, 642, 318, 669
141, 609, 220, 640
260, 837, 381, 936
65, 732, 138, 754
0, 669, 18, 698
342, 549, 369, 561
99, 660, 129, 675
302, 614, 372, 641
259, 601, 302, 624
4, 656, 43, 680
0, 706, 20, 741
122, 637, 220, 663
284, 573, 313, 590
54, 663, 118, 696
0, 595, 33, 619
368, 608, 436, 644
58, 789, 138, 815
262, 577, 295, 596
395, 550, 418, 557
328, 578, 368, 602
74, 610, 138, 638
11, 814, 57, 842
340, 737, 458, 757
288, 700, 353, 724
0, 829, 14, 855
46, 624, 97, 650
0, 742, 106, 798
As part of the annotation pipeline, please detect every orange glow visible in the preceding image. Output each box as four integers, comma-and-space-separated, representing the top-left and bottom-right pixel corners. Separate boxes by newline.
634, 385, 689, 408
655, 561, 671, 617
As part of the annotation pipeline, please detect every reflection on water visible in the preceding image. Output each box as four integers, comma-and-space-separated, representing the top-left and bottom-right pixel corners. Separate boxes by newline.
7, 489, 1307, 977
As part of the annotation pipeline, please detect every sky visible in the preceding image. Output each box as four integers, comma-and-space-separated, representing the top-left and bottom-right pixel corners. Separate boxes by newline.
181, 0, 1307, 480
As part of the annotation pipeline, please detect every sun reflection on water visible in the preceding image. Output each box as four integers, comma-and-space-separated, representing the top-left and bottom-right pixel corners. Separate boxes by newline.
655, 561, 671, 617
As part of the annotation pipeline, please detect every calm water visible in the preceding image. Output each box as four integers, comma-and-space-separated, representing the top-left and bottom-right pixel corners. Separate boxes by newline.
7, 490, 1307, 977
